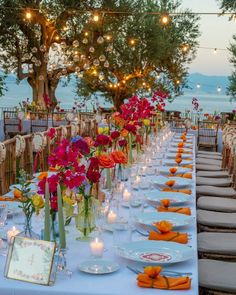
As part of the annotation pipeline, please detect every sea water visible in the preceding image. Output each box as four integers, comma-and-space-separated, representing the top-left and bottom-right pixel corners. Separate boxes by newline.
0, 80, 235, 113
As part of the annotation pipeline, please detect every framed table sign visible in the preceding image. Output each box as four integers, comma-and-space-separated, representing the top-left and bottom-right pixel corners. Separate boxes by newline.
5, 236, 56, 286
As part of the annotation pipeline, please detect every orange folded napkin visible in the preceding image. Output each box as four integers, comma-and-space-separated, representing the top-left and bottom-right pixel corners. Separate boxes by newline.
149, 230, 188, 244
169, 173, 192, 179
157, 206, 191, 215
165, 180, 176, 188
137, 266, 191, 290
157, 199, 191, 215
149, 220, 188, 243
162, 188, 192, 195
0, 197, 17, 202
182, 164, 193, 169
177, 142, 185, 148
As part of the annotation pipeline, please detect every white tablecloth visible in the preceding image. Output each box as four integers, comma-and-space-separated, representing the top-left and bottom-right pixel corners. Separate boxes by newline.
0, 136, 198, 295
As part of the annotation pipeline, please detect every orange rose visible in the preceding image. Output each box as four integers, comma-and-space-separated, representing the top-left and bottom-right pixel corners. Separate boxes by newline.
176, 153, 182, 159
98, 154, 115, 168
111, 150, 127, 164
13, 188, 22, 199
178, 142, 185, 148
38, 172, 48, 180
155, 220, 173, 233
121, 129, 129, 137
160, 199, 170, 208
169, 167, 178, 175
165, 180, 176, 188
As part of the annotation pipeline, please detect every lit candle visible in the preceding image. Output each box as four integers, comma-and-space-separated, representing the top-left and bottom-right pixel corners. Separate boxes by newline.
123, 189, 131, 202
107, 210, 117, 224
7, 226, 20, 244
90, 237, 104, 257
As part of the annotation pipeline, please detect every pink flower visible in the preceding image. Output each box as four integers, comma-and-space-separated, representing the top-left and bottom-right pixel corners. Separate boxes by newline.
47, 128, 56, 139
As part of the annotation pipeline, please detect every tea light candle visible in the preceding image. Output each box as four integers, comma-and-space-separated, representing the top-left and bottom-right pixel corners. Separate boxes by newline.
7, 226, 20, 244
90, 237, 104, 258
123, 189, 131, 202
107, 210, 117, 224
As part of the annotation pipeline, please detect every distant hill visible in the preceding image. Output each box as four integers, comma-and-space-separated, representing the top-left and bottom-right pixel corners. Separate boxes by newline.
185, 73, 229, 94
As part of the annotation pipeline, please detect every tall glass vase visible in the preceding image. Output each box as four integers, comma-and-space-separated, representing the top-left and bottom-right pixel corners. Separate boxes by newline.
18, 213, 39, 239
75, 196, 96, 241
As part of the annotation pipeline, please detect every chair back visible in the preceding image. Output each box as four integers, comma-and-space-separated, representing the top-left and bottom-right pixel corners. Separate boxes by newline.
167, 118, 186, 133
30, 112, 49, 133
0, 138, 16, 194
197, 120, 220, 150
52, 112, 69, 127
3, 111, 23, 138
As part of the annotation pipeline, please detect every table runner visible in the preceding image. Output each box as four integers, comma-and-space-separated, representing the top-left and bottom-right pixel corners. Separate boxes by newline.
0, 135, 198, 295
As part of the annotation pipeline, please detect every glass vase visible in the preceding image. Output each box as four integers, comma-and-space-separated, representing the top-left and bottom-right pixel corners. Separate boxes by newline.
18, 213, 39, 239
75, 196, 96, 241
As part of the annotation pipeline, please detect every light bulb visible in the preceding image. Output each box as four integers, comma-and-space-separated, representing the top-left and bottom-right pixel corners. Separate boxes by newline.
26, 12, 32, 20
197, 83, 201, 89
93, 14, 99, 22
213, 48, 217, 54
161, 15, 170, 25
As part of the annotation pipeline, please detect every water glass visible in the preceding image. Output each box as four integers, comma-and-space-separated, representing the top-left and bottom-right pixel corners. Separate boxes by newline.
113, 223, 132, 247
0, 204, 8, 228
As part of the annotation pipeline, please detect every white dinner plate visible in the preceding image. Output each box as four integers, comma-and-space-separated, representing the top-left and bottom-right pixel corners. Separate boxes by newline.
145, 190, 190, 206
164, 159, 193, 166
159, 166, 191, 175
78, 259, 120, 274
153, 176, 192, 189
174, 135, 193, 139
116, 240, 193, 265
135, 212, 193, 229
166, 153, 192, 159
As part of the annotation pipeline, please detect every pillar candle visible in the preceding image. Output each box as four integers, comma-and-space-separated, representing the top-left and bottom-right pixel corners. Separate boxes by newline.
44, 181, 50, 241
57, 184, 66, 249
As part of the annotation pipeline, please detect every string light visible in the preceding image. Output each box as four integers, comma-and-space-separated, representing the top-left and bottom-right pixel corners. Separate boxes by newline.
176, 80, 180, 85
161, 14, 170, 25
130, 39, 136, 46
63, 26, 68, 31
105, 35, 112, 41
93, 14, 99, 22
217, 86, 222, 92
55, 36, 60, 41
182, 44, 189, 52
84, 31, 89, 36
25, 11, 32, 19
213, 48, 217, 54
196, 83, 201, 89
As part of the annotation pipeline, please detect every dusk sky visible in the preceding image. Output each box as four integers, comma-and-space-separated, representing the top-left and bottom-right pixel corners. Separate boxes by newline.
181, 0, 236, 76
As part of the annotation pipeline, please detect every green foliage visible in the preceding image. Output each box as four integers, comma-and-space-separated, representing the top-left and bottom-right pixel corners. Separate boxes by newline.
0, 74, 6, 97
76, 0, 200, 108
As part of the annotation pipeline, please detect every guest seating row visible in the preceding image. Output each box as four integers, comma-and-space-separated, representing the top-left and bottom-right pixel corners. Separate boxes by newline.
196, 124, 236, 294
0, 119, 97, 195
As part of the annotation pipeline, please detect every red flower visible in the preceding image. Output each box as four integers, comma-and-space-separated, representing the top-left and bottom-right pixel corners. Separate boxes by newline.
50, 193, 58, 211
125, 124, 137, 135
94, 134, 111, 147
47, 128, 56, 139
86, 170, 101, 183
118, 139, 128, 147
110, 130, 120, 140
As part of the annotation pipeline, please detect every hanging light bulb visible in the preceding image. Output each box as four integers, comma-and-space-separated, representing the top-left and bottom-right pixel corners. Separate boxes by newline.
104, 60, 109, 68
92, 69, 98, 76
105, 35, 112, 41
176, 80, 180, 85
55, 35, 60, 41
99, 55, 106, 62
84, 31, 89, 37
196, 83, 201, 89
213, 48, 217, 54
73, 40, 79, 47
93, 59, 100, 67
182, 44, 189, 53
82, 38, 88, 44
98, 72, 105, 81
89, 46, 95, 53
217, 86, 222, 92
97, 36, 104, 44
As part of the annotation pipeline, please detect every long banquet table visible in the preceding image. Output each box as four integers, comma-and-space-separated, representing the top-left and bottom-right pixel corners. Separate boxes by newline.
0, 134, 198, 295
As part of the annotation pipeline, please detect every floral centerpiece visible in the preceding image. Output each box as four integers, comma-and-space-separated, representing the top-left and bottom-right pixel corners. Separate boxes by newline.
13, 170, 44, 238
